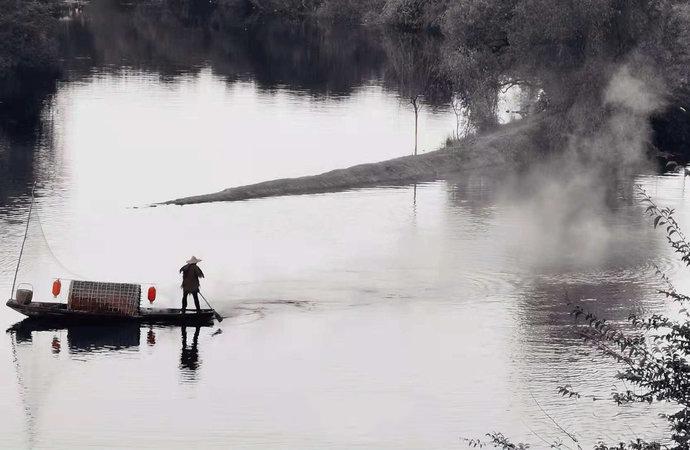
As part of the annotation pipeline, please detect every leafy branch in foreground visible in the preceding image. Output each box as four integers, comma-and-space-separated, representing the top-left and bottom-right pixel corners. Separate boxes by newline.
463, 433, 531, 449
470, 185, 689, 449
571, 186, 689, 448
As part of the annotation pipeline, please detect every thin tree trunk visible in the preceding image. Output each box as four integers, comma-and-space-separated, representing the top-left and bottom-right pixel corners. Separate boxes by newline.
452, 97, 461, 140
411, 96, 419, 155
415, 108, 418, 155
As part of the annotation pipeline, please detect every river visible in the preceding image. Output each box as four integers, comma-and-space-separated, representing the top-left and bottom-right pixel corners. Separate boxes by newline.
0, 7, 685, 449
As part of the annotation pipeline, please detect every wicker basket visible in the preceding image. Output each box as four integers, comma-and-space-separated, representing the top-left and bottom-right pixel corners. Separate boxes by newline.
68, 281, 141, 316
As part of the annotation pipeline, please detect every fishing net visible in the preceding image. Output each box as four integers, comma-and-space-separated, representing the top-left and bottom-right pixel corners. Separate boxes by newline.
11, 196, 90, 304
9, 190, 185, 308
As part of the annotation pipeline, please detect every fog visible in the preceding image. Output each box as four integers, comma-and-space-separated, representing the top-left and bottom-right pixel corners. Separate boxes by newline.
495, 61, 668, 272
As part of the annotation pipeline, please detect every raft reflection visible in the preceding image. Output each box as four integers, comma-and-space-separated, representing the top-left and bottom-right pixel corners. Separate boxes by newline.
8, 320, 210, 360
6, 320, 213, 447
9, 320, 141, 352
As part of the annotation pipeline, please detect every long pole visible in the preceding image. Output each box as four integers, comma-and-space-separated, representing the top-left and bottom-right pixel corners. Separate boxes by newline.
198, 291, 223, 322
10, 183, 36, 300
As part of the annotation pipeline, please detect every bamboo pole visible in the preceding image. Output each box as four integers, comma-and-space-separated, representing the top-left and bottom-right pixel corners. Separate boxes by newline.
10, 183, 36, 300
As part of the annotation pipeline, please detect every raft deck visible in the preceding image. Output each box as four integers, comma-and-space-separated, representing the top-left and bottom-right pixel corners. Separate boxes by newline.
6, 299, 215, 326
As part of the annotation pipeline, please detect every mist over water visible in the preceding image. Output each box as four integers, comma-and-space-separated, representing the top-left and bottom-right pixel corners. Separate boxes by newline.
0, 7, 688, 450
491, 61, 669, 274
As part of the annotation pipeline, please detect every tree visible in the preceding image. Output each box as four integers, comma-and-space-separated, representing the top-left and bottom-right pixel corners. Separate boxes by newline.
382, 32, 452, 155
0, 0, 59, 79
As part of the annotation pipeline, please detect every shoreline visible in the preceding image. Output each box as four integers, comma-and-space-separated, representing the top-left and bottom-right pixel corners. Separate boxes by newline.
161, 117, 541, 206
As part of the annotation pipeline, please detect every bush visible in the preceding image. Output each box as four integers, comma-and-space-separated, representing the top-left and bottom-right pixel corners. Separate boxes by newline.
0, 0, 60, 78
442, 0, 514, 52
379, 0, 448, 31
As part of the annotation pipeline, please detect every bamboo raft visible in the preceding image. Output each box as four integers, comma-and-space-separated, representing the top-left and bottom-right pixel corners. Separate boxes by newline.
6, 299, 215, 326
7, 280, 215, 326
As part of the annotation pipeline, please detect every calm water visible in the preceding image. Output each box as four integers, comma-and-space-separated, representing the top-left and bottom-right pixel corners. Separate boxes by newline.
0, 11, 686, 450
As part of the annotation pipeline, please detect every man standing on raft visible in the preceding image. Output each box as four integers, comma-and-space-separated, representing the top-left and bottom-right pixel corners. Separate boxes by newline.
180, 256, 204, 314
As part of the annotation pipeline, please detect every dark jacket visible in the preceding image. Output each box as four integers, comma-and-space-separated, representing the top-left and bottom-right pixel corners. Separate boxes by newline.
180, 263, 204, 292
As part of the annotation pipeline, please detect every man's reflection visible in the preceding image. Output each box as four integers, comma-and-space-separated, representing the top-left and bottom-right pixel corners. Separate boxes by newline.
180, 326, 201, 380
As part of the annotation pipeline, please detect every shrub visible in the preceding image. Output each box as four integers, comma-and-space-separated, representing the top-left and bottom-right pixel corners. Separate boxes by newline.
379, 0, 448, 32
0, 0, 60, 78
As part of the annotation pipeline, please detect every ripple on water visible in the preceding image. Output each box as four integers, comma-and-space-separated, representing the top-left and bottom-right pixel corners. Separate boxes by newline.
222, 299, 315, 325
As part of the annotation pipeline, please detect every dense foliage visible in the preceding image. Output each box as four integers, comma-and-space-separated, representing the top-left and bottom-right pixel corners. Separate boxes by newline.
150, 0, 690, 152
2, 0, 689, 148
0, 0, 62, 130
0, 0, 60, 79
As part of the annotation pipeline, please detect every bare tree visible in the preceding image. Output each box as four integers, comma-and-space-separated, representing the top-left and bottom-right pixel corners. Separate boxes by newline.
383, 33, 446, 156
410, 95, 420, 155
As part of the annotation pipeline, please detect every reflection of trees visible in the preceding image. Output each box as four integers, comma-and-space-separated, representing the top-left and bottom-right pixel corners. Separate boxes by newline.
0, 68, 62, 207
61, 2, 389, 97
0, 75, 57, 207
444, 172, 500, 220
0, 130, 36, 207
60, 2, 461, 106
0, 0, 64, 206
506, 275, 670, 442
381, 32, 452, 154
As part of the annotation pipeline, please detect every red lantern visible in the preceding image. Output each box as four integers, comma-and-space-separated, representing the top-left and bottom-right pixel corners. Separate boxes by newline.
52, 279, 61, 297
147, 286, 156, 303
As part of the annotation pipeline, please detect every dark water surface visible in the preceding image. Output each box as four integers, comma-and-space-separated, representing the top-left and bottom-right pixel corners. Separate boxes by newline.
0, 8, 686, 450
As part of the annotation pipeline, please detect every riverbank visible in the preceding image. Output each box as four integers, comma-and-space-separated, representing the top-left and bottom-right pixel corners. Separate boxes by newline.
163, 117, 542, 206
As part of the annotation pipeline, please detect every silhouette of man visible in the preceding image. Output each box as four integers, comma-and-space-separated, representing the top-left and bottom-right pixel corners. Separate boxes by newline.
179, 256, 204, 313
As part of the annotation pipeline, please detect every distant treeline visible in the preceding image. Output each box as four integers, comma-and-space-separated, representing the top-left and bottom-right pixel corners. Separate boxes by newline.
2, 0, 690, 157
162, 0, 690, 154
0, 0, 63, 129
0, 0, 60, 78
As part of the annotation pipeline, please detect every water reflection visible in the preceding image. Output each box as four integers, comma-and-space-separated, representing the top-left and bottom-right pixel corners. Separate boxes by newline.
7, 321, 213, 364
9, 321, 141, 352
180, 326, 201, 381
0, 175, 682, 448
60, 4, 393, 99
0, 128, 42, 209
6, 321, 212, 448
8, 321, 210, 390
